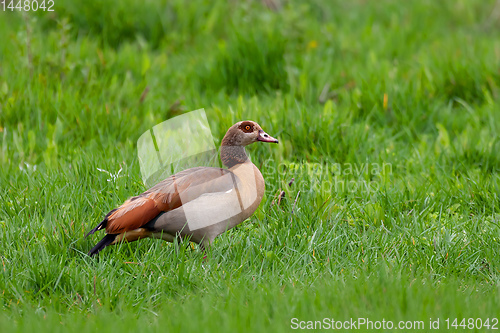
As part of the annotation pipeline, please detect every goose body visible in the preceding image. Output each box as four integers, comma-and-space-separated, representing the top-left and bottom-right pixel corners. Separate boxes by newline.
86, 121, 278, 256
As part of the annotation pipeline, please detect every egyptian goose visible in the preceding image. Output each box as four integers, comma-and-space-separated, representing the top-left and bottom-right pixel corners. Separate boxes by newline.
86, 121, 278, 256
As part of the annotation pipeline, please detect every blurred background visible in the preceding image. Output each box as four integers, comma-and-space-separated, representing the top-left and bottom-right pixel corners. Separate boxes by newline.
1, 0, 499, 169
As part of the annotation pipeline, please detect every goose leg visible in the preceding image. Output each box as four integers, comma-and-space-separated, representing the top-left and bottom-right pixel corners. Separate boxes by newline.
199, 240, 211, 260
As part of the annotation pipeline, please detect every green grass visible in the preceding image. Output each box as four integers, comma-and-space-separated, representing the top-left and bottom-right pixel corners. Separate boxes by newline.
1, 0, 500, 331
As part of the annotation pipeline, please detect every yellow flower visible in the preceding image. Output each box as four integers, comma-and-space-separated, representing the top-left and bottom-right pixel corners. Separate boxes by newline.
307, 40, 318, 50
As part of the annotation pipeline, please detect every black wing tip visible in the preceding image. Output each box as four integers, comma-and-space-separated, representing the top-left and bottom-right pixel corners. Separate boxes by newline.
85, 208, 118, 238
88, 234, 117, 257
84, 219, 105, 238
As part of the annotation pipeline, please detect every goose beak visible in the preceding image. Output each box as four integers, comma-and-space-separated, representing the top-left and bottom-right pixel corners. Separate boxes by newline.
257, 130, 279, 143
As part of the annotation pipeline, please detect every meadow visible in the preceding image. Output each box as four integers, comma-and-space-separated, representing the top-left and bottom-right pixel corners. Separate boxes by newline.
1, 0, 500, 331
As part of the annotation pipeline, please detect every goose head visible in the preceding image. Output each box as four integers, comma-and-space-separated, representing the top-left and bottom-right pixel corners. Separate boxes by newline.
221, 121, 278, 147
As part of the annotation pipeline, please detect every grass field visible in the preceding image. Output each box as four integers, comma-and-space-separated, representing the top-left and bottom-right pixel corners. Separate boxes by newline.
1, 0, 500, 331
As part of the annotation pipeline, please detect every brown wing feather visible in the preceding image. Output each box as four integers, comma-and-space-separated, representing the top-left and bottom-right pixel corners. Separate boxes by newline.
100, 167, 233, 234
105, 197, 160, 234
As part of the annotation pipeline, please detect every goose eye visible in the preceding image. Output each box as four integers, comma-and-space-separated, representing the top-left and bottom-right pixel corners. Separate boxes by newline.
245, 125, 251, 131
